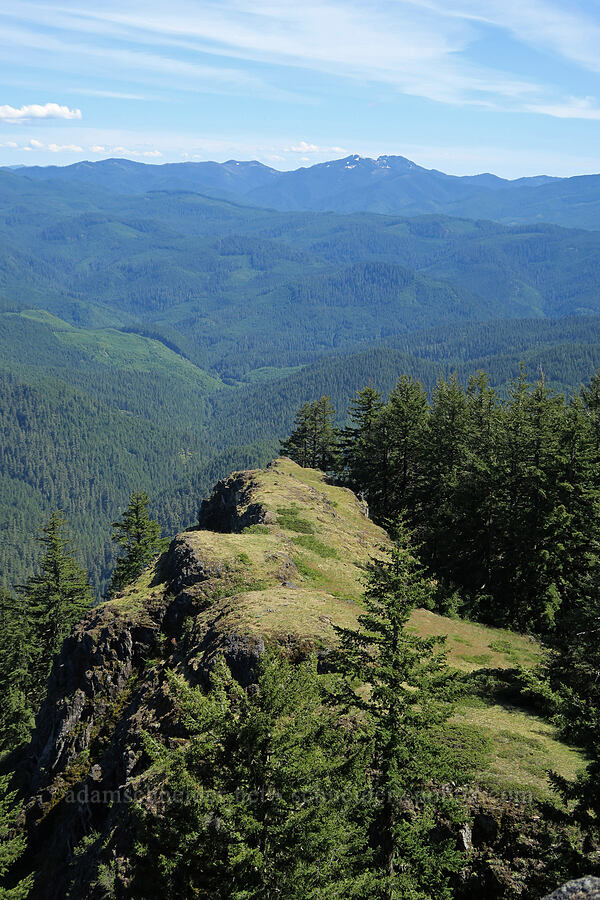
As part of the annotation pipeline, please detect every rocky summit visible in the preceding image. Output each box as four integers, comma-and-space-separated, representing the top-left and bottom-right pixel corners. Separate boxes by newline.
15, 459, 386, 897
9, 458, 591, 899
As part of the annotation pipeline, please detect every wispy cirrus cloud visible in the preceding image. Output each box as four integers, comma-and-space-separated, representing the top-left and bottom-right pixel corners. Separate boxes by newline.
406, 0, 600, 75
3, 0, 594, 114
2, 0, 600, 174
526, 96, 600, 120
0, 102, 81, 123
0, 18, 304, 103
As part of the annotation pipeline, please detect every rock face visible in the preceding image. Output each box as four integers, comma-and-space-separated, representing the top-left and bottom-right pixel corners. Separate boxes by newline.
197, 470, 270, 532
543, 879, 600, 900
13, 458, 387, 899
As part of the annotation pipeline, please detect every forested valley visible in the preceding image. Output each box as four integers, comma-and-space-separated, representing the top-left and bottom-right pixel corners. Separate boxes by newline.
4, 167, 600, 593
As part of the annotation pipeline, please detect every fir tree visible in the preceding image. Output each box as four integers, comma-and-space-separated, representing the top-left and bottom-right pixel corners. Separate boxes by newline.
281, 396, 338, 471
441, 372, 501, 602
334, 528, 463, 900
135, 651, 364, 899
419, 375, 468, 574
0, 774, 33, 899
0, 590, 33, 754
494, 371, 572, 631
381, 376, 428, 524
281, 402, 313, 467
108, 492, 163, 595
23, 513, 92, 706
340, 386, 385, 508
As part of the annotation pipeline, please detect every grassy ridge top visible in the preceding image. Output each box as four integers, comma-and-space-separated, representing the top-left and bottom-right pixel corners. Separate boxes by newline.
111, 458, 585, 799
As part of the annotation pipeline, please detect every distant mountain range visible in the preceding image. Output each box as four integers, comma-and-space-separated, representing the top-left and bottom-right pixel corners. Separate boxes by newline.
5, 153, 600, 228
3, 153, 600, 592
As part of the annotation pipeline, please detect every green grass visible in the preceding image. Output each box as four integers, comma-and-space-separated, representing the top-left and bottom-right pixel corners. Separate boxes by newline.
291, 554, 323, 583
276, 505, 315, 534
409, 608, 543, 672
452, 702, 587, 801
461, 653, 493, 666
291, 534, 339, 558
114, 457, 586, 803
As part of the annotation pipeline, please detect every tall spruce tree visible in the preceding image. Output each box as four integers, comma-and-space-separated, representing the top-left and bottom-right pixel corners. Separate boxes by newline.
334, 528, 462, 900
383, 376, 428, 524
419, 375, 468, 576
0, 590, 33, 754
493, 371, 572, 631
281, 396, 338, 471
0, 774, 32, 899
135, 651, 365, 899
108, 491, 163, 595
23, 513, 92, 706
340, 386, 386, 511
281, 402, 313, 468
445, 372, 502, 602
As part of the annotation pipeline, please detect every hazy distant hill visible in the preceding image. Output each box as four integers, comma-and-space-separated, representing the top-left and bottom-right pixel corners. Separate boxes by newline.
9, 153, 600, 228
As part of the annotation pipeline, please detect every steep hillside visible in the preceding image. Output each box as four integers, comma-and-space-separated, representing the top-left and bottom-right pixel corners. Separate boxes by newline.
14, 459, 585, 898
4, 301, 600, 594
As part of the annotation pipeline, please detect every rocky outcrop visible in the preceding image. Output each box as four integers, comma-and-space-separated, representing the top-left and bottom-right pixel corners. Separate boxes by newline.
543, 879, 600, 900
27, 603, 159, 795
197, 470, 271, 532
11, 458, 591, 899
11, 459, 389, 897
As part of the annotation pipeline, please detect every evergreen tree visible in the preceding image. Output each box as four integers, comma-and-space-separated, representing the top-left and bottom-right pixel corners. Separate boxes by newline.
135, 651, 364, 899
383, 376, 428, 524
108, 492, 163, 595
23, 513, 92, 706
340, 387, 390, 511
0, 590, 33, 754
281, 397, 338, 471
281, 402, 313, 468
493, 372, 572, 631
581, 369, 600, 455
443, 372, 502, 603
419, 375, 468, 575
0, 774, 33, 899
551, 707, 600, 880
334, 529, 463, 900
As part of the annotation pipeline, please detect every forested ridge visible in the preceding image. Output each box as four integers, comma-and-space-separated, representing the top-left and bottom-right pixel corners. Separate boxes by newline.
12, 154, 600, 229
2, 165, 600, 590
3, 309, 600, 593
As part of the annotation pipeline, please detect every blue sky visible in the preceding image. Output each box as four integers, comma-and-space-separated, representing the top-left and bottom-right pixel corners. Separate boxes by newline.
1, 0, 600, 177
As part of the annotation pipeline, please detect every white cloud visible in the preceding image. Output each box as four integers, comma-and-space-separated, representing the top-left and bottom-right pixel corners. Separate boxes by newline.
288, 141, 319, 153
143, 149, 162, 157
48, 143, 84, 152
285, 141, 348, 155
90, 144, 105, 152
408, 0, 600, 75
0, 21, 295, 103
71, 88, 154, 101
0, 102, 81, 123
28, 138, 43, 147
22, 2, 540, 108
526, 96, 600, 120
0, 141, 18, 148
